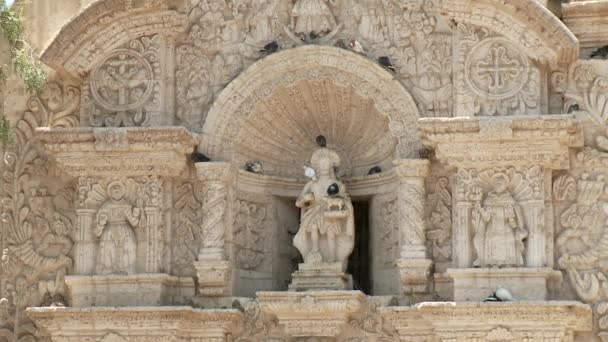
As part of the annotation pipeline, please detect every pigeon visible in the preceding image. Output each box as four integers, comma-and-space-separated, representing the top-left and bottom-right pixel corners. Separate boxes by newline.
335, 39, 348, 49
303, 166, 317, 180
590, 45, 608, 59
349, 40, 365, 55
316, 135, 327, 148
191, 151, 210, 163
245, 161, 263, 174
260, 41, 279, 54
484, 293, 500, 302
378, 56, 396, 73
368, 166, 382, 175
309, 31, 319, 41
327, 183, 340, 197
567, 103, 579, 114
495, 287, 516, 302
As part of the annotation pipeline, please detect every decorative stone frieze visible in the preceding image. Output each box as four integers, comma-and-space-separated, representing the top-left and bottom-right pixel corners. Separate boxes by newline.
37, 127, 198, 177
257, 291, 365, 338
27, 307, 244, 342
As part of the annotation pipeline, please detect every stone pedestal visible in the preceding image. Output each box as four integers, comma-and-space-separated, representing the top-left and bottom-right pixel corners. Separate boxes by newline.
447, 267, 562, 302
257, 291, 365, 338
289, 262, 352, 291
66, 274, 195, 307
194, 260, 233, 297
397, 259, 433, 294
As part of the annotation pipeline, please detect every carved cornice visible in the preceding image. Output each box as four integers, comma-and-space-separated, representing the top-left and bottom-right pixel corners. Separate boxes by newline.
37, 127, 198, 177
257, 291, 365, 338
418, 115, 583, 169
27, 306, 244, 339
381, 301, 592, 333
562, 1, 608, 48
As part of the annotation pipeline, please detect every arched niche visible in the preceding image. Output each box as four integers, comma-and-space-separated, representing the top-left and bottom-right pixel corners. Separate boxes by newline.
201, 45, 421, 179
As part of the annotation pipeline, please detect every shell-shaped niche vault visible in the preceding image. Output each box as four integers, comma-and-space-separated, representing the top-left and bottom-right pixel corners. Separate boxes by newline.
200, 45, 421, 178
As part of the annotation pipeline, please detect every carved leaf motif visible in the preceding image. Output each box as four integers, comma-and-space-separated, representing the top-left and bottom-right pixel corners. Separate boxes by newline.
553, 175, 577, 202
584, 77, 608, 125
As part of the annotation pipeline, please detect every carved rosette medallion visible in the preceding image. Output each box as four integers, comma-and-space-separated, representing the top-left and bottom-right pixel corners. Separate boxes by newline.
465, 38, 529, 100
90, 50, 154, 112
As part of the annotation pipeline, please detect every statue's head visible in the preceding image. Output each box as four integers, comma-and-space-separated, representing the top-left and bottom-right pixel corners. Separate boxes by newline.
492, 173, 509, 193
108, 181, 126, 201
311, 148, 340, 178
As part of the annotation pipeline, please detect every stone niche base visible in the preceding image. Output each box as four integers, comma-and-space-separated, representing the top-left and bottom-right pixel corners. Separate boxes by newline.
447, 267, 562, 302
194, 260, 233, 297
27, 306, 243, 342
289, 262, 352, 291
66, 274, 194, 307
257, 291, 365, 338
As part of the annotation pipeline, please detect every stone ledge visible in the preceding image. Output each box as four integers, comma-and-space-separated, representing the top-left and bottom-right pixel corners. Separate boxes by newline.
447, 268, 563, 302
37, 126, 198, 177
563, 1, 608, 47
27, 306, 243, 341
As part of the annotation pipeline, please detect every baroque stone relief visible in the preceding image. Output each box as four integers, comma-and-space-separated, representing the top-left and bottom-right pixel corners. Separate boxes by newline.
83, 34, 163, 127
426, 177, 452, 269
0, 81, 80, 341
233, 193, 273, 271
456, 24, 541, 116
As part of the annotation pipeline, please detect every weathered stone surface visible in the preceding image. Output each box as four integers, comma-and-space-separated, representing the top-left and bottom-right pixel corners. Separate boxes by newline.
2, 0, 608, 340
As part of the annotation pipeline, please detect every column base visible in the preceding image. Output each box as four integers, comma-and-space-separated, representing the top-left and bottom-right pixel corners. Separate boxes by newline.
65, 274, 194, 307
396, 259, 433, 294
194, 260, 233, 297
447, 267, 562, 302
289, 262, 352, 291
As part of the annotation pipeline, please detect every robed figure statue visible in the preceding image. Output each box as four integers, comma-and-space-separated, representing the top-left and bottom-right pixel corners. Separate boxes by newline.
294, 148, 355, 271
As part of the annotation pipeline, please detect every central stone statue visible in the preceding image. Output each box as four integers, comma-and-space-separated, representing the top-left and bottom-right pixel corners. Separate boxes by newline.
293, 148, 355, 271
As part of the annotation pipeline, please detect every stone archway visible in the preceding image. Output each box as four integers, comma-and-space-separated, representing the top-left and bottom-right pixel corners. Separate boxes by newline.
200, 45, 421, 178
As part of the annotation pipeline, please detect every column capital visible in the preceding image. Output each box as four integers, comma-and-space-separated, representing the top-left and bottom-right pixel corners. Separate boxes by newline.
393, 159, 430, 178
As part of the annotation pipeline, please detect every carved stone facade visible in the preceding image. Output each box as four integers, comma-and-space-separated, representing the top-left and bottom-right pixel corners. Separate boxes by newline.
2, 0, 608, 341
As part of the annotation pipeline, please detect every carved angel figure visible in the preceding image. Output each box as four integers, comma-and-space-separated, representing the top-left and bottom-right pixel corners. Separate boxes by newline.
291, 0, 337, 37
95, 181, 142, 275
472, 173, 528, 267
294, 148, 354, 270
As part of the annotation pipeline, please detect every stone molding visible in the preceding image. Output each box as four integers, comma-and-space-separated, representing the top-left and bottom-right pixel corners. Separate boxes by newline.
435, 0, 579, 64
41, 0, 187, 76
418, 115, 583, 169
562, 1, 608, 48
37, 127, 198, 177
257, 291, 366, 338
27, 306, 244, 341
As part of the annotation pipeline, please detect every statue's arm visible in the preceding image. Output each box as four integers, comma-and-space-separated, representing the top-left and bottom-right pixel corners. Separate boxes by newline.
296, 182, 314, 208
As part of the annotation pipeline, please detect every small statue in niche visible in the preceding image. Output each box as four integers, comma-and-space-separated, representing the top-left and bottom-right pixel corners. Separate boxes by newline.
95, 181, 143, 275
294, 148, 355, 270
290, 0, 337, 39
472, 173, 528, 267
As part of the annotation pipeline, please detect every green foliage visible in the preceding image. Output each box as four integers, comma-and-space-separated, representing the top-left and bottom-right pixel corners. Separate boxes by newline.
0, 114, 13, 145
0, 0, 47, 95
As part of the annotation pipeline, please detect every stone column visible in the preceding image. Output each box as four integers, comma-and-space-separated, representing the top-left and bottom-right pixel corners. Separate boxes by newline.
393, 159, 433, 295
75, 208, 97, 275
194, 162, 234, 297
144, 206, 161, 273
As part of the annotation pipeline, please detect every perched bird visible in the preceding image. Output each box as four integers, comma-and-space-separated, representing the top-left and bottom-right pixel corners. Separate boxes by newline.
484, 293, 500, 302
260, 41, 279, 54
378, 56, 396, 73
316, 135, 327, 148
245, 161, 263, 174
191, 151, 210, 163
349, 40, 366, 55
368, 166, 382, 175
590, 45, 608, 59
309, 31, 319, 41
335, 39, 348, 49
495, 287, 516, 302
303, 166, 317, 180
567, 103, 579, 114
327, 183, 340, 197
232, 299, 245, 312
